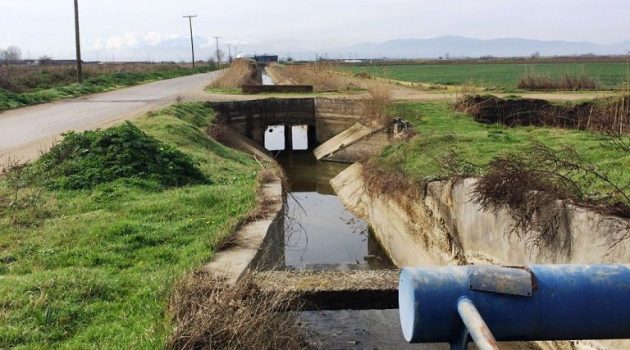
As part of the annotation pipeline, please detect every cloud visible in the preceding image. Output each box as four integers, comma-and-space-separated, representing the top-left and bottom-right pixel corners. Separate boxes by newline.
90, 32, 180, 51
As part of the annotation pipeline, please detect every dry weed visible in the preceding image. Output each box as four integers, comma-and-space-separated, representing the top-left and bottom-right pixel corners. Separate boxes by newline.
272, 63, 358, 92
364, 83, 394, 127
166, 271, 311, 350
0, 159, 52, 227
361, 160, 423, 215
517, 71, 600, 91
0, 63, 194, 93
210, 59, 257, 89
472, 142, 629, 254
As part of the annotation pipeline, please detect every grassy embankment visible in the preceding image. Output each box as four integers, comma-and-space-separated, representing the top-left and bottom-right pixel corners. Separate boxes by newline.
0, 64, 217, 112
374, 102, 629, 200
0, 103, 260, 348
351, 62, 629, 91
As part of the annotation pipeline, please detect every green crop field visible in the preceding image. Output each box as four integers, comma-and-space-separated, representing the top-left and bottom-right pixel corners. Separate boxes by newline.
352, 62, 630, 91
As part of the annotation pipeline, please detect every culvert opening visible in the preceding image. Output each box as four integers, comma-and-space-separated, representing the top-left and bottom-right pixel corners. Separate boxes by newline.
264, 124, 317, 151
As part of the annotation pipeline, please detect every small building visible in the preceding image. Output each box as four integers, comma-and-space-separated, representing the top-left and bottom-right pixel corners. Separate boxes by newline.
254, 55, 278, 64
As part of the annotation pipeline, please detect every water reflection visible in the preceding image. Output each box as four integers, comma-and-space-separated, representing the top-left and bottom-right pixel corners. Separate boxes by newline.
276, 152, 393, 271
262, 72, 275, 85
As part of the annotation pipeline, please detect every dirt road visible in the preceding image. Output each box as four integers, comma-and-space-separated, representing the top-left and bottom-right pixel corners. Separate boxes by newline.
0, 71, 222, 166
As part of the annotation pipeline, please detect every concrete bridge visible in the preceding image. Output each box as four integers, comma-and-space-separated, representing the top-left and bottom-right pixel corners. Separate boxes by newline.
211, 98, 389, 158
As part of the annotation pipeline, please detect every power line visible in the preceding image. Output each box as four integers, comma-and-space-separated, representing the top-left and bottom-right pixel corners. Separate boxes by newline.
183, 15, 197, 67
74, 0, 83, 83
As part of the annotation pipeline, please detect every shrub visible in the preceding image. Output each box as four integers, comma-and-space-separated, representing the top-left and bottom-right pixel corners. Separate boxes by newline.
472, 142, 629, 253
454, 94, 630, 134
35, 122, 208, 189
364, 84, 394, 127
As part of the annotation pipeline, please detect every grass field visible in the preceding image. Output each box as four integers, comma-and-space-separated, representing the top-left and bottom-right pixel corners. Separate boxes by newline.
0, 103, 260, 348
352, 62, 630, 91
0, 64, 216, 112
375, 102, 629, 199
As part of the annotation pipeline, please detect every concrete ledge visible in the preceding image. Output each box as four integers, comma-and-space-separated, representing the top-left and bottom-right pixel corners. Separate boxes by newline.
253, 270, 399, 311
242, 85, 314, 94
202, 179, 283, 284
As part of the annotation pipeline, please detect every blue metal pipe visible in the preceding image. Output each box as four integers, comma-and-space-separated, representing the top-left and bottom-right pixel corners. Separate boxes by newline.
399, 265, 630, 347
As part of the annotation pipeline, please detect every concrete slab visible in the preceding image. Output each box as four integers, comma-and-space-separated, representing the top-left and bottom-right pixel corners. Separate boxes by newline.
313, 123, 380, 161
253, 270, 399, 310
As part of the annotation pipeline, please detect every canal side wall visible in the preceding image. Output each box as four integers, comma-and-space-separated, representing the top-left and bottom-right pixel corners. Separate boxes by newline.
202, 129, 286, 284
331, 162, 630, 350
332, 163, 630, 267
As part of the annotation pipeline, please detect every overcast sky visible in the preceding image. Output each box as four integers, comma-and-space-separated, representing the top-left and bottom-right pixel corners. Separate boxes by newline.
1, 0, 629, 61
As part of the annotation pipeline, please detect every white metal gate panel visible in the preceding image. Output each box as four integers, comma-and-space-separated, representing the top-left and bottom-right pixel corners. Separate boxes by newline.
264, 125, 285, 151
291, 125, 309, 150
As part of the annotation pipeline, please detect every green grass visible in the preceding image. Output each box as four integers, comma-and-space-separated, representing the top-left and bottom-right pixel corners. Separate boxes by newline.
376, 102, 629, 197
352, 62, 630, 91
0, 66, 216, 112
0, 102, 260, 349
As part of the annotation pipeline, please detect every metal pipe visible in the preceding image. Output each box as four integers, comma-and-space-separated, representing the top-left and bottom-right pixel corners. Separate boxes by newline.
399, 265, 630, 347
457, 297, 500, 350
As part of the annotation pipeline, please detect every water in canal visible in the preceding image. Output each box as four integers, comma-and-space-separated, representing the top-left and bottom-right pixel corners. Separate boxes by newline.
273, 152, 423, 349
275, 152, 392, 271
262, 71, 274, 85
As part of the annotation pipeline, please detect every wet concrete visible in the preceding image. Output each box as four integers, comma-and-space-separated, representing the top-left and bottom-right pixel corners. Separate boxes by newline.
300, 310, 445, 350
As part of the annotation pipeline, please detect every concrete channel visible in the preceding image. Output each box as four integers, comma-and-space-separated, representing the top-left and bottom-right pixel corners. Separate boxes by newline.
206, 69, 630, 349
208, 69, 417, 347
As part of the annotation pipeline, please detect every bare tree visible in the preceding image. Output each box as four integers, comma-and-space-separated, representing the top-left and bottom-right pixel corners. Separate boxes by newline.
1, 46, 22, 64
38, 55, 53, 65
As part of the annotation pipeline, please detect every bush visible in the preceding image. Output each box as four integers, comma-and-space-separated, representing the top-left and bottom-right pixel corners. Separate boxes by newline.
454, 94, 630, 134
472, 142, 629, 253
36, 122, 208, 189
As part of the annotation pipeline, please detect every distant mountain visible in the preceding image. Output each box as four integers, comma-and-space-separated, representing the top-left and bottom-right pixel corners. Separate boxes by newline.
330, 36, 630, 59
85, 35, 630, 62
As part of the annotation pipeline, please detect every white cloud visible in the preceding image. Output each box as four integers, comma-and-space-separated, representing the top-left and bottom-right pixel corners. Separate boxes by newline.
90, 32, 180, 51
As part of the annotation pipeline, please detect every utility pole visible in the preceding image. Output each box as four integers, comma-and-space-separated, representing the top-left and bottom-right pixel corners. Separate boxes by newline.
74, 0, 83, 83
213, 36, 222, 67
227, 43, 232, 63
183, 15, 197, 67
